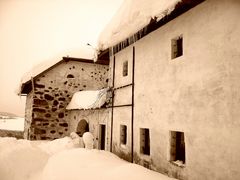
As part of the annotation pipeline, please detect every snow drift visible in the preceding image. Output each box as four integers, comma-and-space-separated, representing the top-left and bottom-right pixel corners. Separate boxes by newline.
0, 137, 176, 180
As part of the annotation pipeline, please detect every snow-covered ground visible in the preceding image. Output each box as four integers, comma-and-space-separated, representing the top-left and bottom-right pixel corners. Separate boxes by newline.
0, 137, 176, 180
0, 118, 24, 131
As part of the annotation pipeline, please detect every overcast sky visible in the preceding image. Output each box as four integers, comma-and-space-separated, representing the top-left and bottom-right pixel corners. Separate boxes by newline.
0, 0, 123, 116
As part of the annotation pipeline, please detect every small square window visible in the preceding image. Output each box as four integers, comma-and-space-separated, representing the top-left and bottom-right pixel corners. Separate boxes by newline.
171, 35, 183, 59
122, 61, 128, 76
120, 125, 127, 145
140, 128, 150, 155
170, 131, 185, 164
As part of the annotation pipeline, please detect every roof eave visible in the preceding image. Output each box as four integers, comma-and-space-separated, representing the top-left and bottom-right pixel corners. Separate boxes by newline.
107, 0, 205, 55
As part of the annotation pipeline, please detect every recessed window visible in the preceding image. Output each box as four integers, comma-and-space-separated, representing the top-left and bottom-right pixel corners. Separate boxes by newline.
171, 35, 183, 59
140, 128, 150, 155
122, 61, 128, 77
120, 125, 127, 145
67, 74, 74, 78
170, 131, 185, 165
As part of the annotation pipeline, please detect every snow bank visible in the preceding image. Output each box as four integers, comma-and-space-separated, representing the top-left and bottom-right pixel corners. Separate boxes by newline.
98, 0, 181, 50
42, 148, 175, 180
0, 137, 176, 180
37, 137, 75, 155
0, 117, 24, 131
66, 88, 108, 110
0, 138, 48, 180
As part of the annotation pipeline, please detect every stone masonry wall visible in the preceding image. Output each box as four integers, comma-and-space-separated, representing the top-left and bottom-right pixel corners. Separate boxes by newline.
28, 60, 109, 140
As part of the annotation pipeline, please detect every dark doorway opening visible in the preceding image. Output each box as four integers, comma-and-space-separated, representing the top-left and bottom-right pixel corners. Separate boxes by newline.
76, 119, 89, 137
99, 124, 106, 150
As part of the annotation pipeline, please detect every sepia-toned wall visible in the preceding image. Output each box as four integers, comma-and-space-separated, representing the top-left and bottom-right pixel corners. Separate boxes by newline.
26, 60, 109, 140
67, 108, 111, 150
109, 0, 240, 179
24, 91, 33, 139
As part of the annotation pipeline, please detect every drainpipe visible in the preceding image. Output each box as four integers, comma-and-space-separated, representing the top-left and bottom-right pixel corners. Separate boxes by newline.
131, 46, 135, 163
110, 56, 116, 152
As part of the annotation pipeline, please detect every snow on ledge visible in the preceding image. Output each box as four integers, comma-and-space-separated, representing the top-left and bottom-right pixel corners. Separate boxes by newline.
98, 0, 182, 50
66, 88, 108, 110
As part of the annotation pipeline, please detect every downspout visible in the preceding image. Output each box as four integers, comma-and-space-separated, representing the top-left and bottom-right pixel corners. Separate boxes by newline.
131, 46, 135, 163
110, 56, 116, 152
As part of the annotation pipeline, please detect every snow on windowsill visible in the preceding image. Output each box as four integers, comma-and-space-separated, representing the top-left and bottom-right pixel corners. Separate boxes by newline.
120, 144, 127, 149
170, 160, 185, 168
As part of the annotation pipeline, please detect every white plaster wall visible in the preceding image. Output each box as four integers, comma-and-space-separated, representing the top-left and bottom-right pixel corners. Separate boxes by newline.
109, 0, 240, 179
114, 48, 133, 88
24, 91, 33, 139
132, 0, 240, 179
114, 86, 132, 106
109, 45, 134, 161
112, 106, 132, 161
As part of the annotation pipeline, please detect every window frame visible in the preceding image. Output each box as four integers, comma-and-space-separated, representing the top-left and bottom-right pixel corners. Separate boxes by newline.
120, 125, 127, 145
122, 60, 128, 77
169, 131, 186, 166
140, 128, 150, 155
171, 35, 183, 59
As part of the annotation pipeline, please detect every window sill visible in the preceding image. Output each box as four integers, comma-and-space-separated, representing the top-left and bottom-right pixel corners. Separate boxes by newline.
140, 153, 151, 159
120, 144, 127, 149
170, 160, 185, 168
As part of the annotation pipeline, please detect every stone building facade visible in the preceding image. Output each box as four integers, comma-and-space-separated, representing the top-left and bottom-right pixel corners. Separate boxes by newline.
19, 57, 109, 140
98, 0, 240, 179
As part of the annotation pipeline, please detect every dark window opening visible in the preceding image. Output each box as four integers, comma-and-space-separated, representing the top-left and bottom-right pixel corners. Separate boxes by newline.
120, 125, 127, 145
122, 61, 128, 77
170, 131, 185, 164
67, 74, 74, 78
99, 124, 106, 150
140, 128, 150, 155
172, 35, 183, 59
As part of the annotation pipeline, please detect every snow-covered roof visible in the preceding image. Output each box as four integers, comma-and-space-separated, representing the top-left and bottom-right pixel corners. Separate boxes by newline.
21, 46, 95, 86
66, 88, 108, 110
98, 0, 182, 50
17, 46, 98, 95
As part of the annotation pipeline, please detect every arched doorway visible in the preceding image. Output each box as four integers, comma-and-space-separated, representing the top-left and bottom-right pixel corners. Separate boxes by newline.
76, 119, 89, 137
